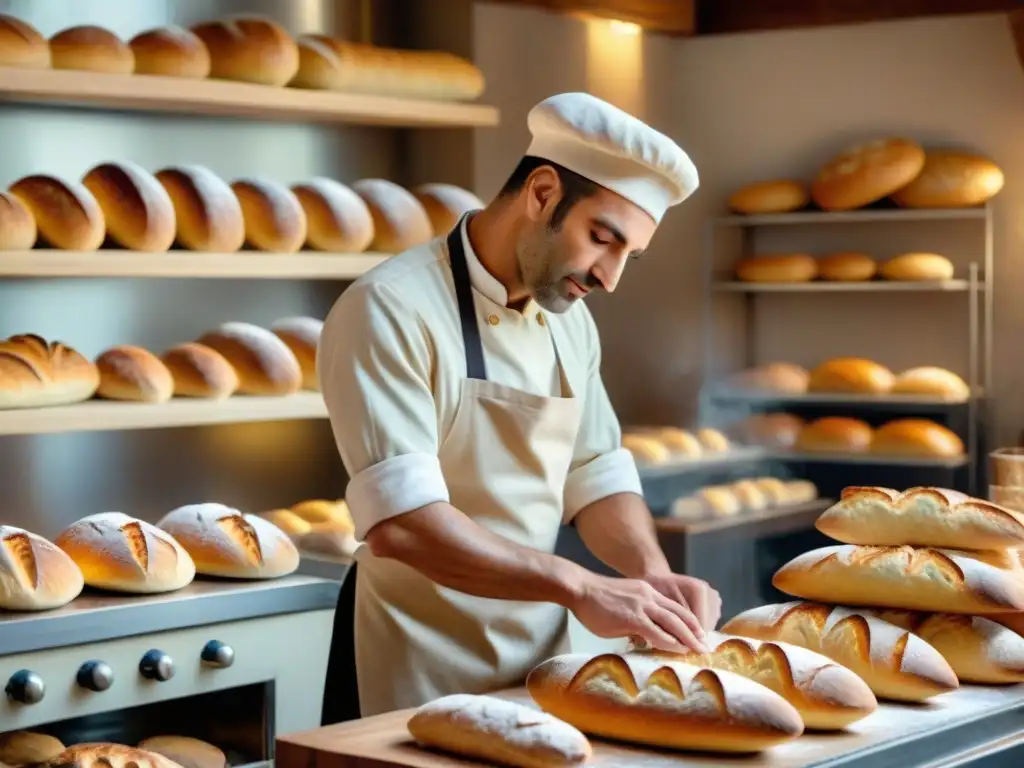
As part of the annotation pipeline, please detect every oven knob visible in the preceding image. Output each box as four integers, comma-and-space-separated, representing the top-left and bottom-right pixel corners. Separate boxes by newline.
5, 669, 45, 705
139, 650, 175, 682
77, 660, 114, 692
200, 640, 234, 668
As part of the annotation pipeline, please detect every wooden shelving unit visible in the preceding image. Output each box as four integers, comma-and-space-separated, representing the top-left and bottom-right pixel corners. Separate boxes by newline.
713, 207, 988, 227
0, 250, 390, 280
0, 67, 500, 128
0, 394, 328, 436
712, 279, 975, 293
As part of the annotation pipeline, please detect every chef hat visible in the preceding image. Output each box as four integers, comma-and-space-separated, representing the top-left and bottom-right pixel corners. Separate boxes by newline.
525, 92, 699, 224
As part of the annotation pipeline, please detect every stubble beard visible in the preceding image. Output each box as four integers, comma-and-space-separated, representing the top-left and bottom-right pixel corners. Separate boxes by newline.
517, 227, 575, 315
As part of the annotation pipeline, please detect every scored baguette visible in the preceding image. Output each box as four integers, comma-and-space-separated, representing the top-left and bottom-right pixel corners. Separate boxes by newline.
773, 544, 1024, 614
720, 601, 958, 701
526, 653, 804, 753
407, 693, 591, 768
630, 631, 876, 730
815, 486, 1024, 550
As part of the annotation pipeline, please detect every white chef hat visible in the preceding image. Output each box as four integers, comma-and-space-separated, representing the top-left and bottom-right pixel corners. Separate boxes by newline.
525, 92, 699, 224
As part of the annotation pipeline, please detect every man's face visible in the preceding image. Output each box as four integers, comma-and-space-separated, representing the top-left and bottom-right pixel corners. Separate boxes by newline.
516, 185, 658, 314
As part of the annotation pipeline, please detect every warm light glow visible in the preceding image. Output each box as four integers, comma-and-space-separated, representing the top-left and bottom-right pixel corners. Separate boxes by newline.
584, 16, 645, 115
609, 20, 641, 36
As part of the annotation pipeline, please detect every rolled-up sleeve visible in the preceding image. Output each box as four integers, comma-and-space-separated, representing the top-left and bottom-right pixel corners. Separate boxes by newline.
317, 282, 448, 540
562, 310, 643, 523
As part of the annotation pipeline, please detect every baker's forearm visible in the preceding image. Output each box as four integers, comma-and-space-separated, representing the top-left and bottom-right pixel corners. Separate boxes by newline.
364, 502, 591, 607
573, 492, 671, 579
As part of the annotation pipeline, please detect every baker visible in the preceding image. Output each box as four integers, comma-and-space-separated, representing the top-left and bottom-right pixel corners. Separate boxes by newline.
318, 91, 719, 723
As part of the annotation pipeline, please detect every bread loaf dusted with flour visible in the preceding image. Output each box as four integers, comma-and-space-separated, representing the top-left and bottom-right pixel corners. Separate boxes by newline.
721, 601, 958, 701
407, 693, 591, 768
874, 609, 1024, 684
157, 502, 299, 579
82, 161, 177, 252
352, 179, 434, 253
773, 544, 1024, 614
631, 631, 876, 730
56, 512, 196, 594
414, 183, 485, 236
40, 744, 183, 768
816, 486, 1024, 550
811, 137, 925, 211
9, 175, 106, 251
271, 317, 322, 391
0, 334, 100, 409
155, 166, 245, 253
527, 653, 804, 753
196, 322, 302, 395
161, 342, 239, 399
291, 178, 374, 253
231, 178, 307, 253
0, 527, 84, 610
96, 345, 174, 403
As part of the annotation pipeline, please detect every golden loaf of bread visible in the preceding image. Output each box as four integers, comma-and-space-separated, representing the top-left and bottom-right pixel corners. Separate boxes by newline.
407, 693, 592, 768
49, 26, 134, 74
259, 509, 312, 538
773, 544, 1024, 614
271, 316, 322, 391
291, 178, 375, 253
0, 526, 84, 610
0, 333, 100, 410
871, 418, 964, 457
290, 499, 354, 533
815, 485, 1024, 550
161, 342, 239, 399
190, 16, 298, 86
0, 14, 50, 68
95, 345, 175, 404
891, 366, 970, 401
631, 631, 877, 730
0, 732, 65, 766
0, 191, 37, 251
796, 417, 873, 453
727, 180, 809, 215
56, 512, 196, 594
735, 413, 804, 450
817, 252, 877, 282
129, 26, 212, 78
196, 322, 302, 396
807, 357, 894, 394
735, 254, 817, 283
727, 362, 809, 393
231, 178, 307, 253
82, 161, 177, 252
527, 653, 803, 753
9, 174, 106, 251
39, 744, 183, 768
670, 486, 742, 520
651, 427, 702, 456
621, 433, 671, 464
890, 150, 1004, 209
154, 166, 245, 253
721, 601, 958, 701
135, 737, 224, 768
880, 252, 955, 281
351, 178, 434, 253
157, 503, 299, 579
697, 428, 730, 453
414, 183, 485, 236
811, 137, 926, 211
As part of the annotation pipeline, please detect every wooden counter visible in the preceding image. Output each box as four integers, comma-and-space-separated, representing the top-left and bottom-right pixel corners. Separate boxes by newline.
276, 684, 1024, 767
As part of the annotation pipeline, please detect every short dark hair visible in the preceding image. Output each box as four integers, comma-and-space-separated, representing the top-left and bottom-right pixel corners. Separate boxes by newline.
497, 155, 600, 229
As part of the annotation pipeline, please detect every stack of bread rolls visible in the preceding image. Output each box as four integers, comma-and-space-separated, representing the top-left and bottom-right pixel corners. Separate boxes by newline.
669, 477, 818, 521
622, 426, 731, 466
726, 139, 1002, 215
725, 358, 970, 402
0, 736, 224, 768
260, 498, 357, 558
734, 251, 956, 283
724, 485, 1024, 692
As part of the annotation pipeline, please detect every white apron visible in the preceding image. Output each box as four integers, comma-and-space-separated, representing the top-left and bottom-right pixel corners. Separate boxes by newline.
349, 217, 584, 717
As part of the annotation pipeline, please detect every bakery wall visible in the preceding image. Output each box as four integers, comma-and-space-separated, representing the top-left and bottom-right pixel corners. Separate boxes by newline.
472, 4, 1024, 448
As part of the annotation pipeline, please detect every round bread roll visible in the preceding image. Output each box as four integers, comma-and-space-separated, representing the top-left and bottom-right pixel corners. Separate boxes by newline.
727, 180, 809, 215
807, 357, 895, 394
879, 252, 954, 281
96, 345, 175, 404
654, 427, 702, 457
157, 503, 300, 579
732, 480, 769, 511
797, 417, 873, 453
0, 14, 50, 68
784, 480, 818, 504
298, 528, 358, 558
811, 138, 926, 211
129, 26, 212, 78
753, 477, 789, 505
231, 178, 307, 253
291, 499, 353, 531
697, 428, 730, 453
891, 366, 969, 401
413, 183, 485, 236
291, 178, 375, 253
817, 252, 877, 282
698, 486, 742, 516
891, 150, 1004, 209
735, 254, 817, 283
622, 433, 669, 464
82, 161, 177, 252
271, 316, 322, 391
8, 174, 105, 251
49, 25, 134, 74
735, 413, 804, 450
196, 322, 302, 396
260, 509, 312, 537
190, 16, 299, 86
155, 166, 245, 252
55, 512, 196, 594
0, 733, 65, 766
727, 363, 809, 394
0, 191, 37, 251
0, 526, 84, 610
161, 342, 239, 399
351, 178, 434, 253
137, 737, 224, 768
871, 419, 964, 458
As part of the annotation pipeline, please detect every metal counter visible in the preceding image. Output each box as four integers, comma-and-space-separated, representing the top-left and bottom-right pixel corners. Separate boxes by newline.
0, 575, 340, 656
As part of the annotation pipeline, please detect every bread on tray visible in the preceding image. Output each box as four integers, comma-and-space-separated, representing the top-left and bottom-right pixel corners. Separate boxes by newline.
891, 366, 970, 401
807, 357, 894, 394
727, 180, 808, 215
136, 737, 225, 768
891, 149, 1003, 209
796, 417, 873, 453
39, 744, 182, 768
811, 137, 925, 211
735, 253, 817, 283
726, 362, 809, 393
870, 418, 964, 457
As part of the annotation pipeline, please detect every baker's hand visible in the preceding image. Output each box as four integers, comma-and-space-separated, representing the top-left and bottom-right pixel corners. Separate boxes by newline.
643, 572, 722, 632
567, 573, 709, 653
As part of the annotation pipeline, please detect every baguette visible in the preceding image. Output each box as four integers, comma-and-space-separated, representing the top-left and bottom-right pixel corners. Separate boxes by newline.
721, 601, 958, 701
526, 653, 804, 753
773, 544, 1024, 614
815, 486, 1024, 550
407, 694, 591, 768
631, 631, 877, 730
875, 610, 1024, 684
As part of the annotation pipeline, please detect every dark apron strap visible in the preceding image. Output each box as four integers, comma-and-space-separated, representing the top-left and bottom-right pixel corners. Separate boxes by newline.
447, 215, 488, 381
320, 564, 359, 725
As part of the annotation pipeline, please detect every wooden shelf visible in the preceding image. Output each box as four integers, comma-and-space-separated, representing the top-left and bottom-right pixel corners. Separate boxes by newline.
656, 498, 832, 536
0, 393, 328, 436
636, 446, 768, 478
0, 67, 500, 128
714, 207, 989, 227
773, 450, 968, 469
710, 389, 976, 408
0, 250, 390, 279
713, 279, 974, 293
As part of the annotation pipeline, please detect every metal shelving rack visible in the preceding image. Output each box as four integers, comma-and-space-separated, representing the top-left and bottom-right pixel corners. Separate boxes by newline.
698, 204, 994, 495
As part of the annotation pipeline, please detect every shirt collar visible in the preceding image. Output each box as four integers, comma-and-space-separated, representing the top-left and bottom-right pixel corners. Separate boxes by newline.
460, 215, 510, 307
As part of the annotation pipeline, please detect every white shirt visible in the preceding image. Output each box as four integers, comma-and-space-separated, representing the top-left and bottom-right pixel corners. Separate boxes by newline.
317, 221, 643, 540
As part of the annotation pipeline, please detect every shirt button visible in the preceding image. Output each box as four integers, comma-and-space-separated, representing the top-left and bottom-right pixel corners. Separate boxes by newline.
487, 314, 500, 326
536, 312, 546, 327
